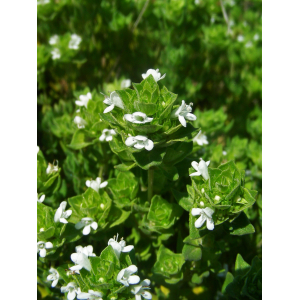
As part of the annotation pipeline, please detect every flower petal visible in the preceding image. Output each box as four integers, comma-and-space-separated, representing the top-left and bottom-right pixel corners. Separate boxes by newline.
206, 218, 214, 230
77, 293, 91, 299
134, 143, 145, 149
191, 208, 202, 216
189, 171, 201, 177
60, 218, 68, 224
75, 221, 85, 229
185, 113, 197, 121
122, 245, 134, 253
40, 249, 46, 257
99, 181, 108, 188
195, 215, 206, 228
54, 206, 63, 222
203, 207, 214, 217
178, 115, 186, 127
128, 275, 140, 285
91, 222, 98, 230
52, 279, 58, 287
144, 139, 154, 151
124, 114, 135, 122
142, 291, 152, 299
83, 225, 91, 235
45, 242, 53, 249
125, 137, 136, 147
67, 290, 76, 300
127, 265, 138, 274
103, 104, 114, 114
191, 161, 199, 172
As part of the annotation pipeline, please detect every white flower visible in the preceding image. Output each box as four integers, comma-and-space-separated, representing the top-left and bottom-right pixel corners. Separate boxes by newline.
49, 35, 59, 45
75, 217, 98, 235
99, 129, 116, 142
74, 116, 87, 129
75, 92, 92, 108
47, 268, 59, 287
68, 34, 82, 50
142, 69, 166, 82
61, 282, 81, 300
253, 33, 260, 41
37, 194, 45, 203
121, 79, 131, 89
108, 233, 134, 258
51, 48, 61, 60
245, 41, 253, 48
125, 135, 154, 151
103, 91, 124, 113
54, 201, 72, 224
86, 177, 108, 192
37, 146, 40, 153
131, 279, 152, 300
191, 207, 214, 230
237, 35, 244, 42
222, 151, 227, 156
70, 245, 95, 272
37, 0, 50, 5
171, 100, 197, 127
37, 241, 53, 257
190, 158, 210, 180
194, 0, 200, 5
193, 130, 208, 146
46, 162, 59, 174
124, 112, 153, 124
77, 290, 103, 300
117, 265, 140, 287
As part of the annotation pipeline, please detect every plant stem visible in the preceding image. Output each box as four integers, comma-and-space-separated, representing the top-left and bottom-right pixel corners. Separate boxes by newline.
148, 167, 154, 202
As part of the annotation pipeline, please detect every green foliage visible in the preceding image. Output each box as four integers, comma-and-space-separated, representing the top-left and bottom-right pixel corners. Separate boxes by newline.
37, 1, 262, 299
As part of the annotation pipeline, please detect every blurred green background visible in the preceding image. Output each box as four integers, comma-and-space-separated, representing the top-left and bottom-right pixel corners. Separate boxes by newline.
37, 0, 261, 299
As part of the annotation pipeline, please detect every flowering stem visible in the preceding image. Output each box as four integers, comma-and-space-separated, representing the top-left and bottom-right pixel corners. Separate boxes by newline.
148, 167, 154, 202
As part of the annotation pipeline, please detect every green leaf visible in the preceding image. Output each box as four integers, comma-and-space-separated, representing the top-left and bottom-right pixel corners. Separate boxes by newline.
100, 245, 120, 268
163, 142, 193, 165
228, 212, 255, 236
108, 207, 131, 228
37, 226, 55, 240
235, 254, 251, 277
182, 244, 202, 261
172, 189, 193, 211
222, 272, 234, 293
68, 129, 97, 150
131, 147, 166, 170
133, 102, 158, 115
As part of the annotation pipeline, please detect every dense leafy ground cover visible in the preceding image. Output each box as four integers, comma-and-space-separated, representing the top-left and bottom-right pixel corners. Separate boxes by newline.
37, 1, 262, 299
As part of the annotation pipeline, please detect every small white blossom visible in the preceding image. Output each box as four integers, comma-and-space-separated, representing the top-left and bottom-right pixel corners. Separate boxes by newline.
47, 268, 59, 287
237, 35, 244, 42
103, 91, 125, 113
70, 245, 95, 272
37, 0, 50, 5
222, 151, 227, 156
199, 201, 205, 207
86, 177, 108, 192
54, 201, 72, 224
214, 195, 221, 201
191, 207, 214, 230
194, 0, 200, 4
77, 290, 103, 300
131, 279, 152, 300
37, 194, 45, 203
245, 41, 253, 48
190, 158, 210, 180
61, 282, 81, 300
51, 48, 61, 60
121, 79, 131, 89
171, 100, 197, 127
74, 116, 87, 129
193, 130, 208, 146
210, 16, 215, 23
142, 69, 166, 82
46, 161, 59, 174
253, 34, 260, 41
124, 112, 153, 124
125, 135, 154, 151
68, 34, 82, 50
75, 217, 98, 235
75, 92, 92, 108
108, 233, 134, 258
117, 265, 140, 287
49, 35, 59, 45
37, 241, 53, 258
99, 129, 116, 142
